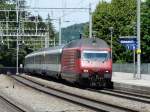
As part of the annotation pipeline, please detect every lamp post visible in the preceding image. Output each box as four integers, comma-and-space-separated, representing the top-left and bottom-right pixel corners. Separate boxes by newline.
109, 27, 114, 58
137, 0, 141, 79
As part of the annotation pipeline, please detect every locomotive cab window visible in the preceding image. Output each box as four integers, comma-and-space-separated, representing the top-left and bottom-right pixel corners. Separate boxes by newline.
81, 50, 109, 62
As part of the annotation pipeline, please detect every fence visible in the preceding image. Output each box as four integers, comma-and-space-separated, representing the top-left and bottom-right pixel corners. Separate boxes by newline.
113, 63, 150, 74
0, 64, 150, 75
0, 67, 23, 74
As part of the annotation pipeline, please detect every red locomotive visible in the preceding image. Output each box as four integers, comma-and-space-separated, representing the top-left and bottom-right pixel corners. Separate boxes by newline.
24, 38, 112, 88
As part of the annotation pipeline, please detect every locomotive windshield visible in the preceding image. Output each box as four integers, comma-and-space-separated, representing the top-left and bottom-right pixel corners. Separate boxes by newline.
82, 51, 109, 61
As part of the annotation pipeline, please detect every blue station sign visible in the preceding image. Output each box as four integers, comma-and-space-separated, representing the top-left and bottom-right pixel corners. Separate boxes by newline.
119, 36, 137, 50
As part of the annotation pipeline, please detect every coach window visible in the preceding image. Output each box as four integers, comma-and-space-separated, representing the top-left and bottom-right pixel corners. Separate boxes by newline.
25, 58, 27, 65
45, 54, 48, 64
27, 57, 29, 64
34, 56, 36, 64
39, 55, 42, 64
42, 54, 45, 64
25, 58, 27, 64
55, 54, 57, 64
50, 54, 53, 64
28, 57, 30, 64
33, 56, 35, 64
51, 54, 55, 64
47, 54, 50, 64
54, 54, 57, 64
38, 55, 41, 64
31, 57, 33, 64
35, 56, 38, 64
29, 57, 31, 64
30, 57, 32, 64
39, 55, 41, 64
54, 54, 59, 64
46, 54, 50, 64
58, 53, 60, 64
42, 55, 45, 64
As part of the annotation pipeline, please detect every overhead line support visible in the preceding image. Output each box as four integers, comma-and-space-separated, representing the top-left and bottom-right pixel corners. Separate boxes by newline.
89, 3, 92, 38
136, 0, 141, 79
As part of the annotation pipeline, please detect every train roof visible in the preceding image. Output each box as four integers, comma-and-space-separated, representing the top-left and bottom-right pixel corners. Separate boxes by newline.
64, 38, 109, 49
25, 38, 109, 58
25, 45, 65, 58
36, 45, 65, 53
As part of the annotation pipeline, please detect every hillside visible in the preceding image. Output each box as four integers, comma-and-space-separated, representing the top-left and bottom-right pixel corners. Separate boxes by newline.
61, 23, 87, 43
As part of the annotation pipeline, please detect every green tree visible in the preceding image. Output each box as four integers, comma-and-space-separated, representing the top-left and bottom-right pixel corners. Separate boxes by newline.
141, 0, 150, 62
92, 0, 150, 63
92, 0, 137, 63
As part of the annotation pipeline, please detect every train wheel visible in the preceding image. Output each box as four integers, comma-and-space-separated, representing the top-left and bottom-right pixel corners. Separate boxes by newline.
105, 79, 113, 89
56, 74, 61, 80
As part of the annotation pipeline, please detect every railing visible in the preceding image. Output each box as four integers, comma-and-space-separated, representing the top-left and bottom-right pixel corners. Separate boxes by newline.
113, 63, 150, 74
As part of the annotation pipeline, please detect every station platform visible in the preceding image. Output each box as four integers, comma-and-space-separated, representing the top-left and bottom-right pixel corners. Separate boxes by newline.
112, 72, 150, 94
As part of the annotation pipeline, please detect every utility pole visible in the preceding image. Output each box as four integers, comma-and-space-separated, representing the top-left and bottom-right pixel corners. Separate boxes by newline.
35, 15, 38, 35
6, 15, 9, 49
59, 18, 61, 45
54, 38, 55, 46
109, 27, 114, 59
0, 22, 4, 44
89, 3, 92, 38
46, 14, 50, 48
133, 22, 137, 79
16, 0, 19, 75
137, 0, 141, 79
133, 47, 136, 78
45, 34, 49, 48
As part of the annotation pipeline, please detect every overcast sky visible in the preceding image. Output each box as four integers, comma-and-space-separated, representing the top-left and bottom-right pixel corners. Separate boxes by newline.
25, 0, 111, 30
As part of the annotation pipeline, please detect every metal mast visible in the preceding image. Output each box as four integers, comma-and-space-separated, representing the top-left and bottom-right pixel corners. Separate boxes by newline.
59, 18, 61, 45
89, 3, 92, 38
16, 0, 19, 75
137, 0, 141, 79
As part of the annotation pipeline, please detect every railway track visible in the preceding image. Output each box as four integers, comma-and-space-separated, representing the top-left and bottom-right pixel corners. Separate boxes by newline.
89, 88, 150, 104
12, 75, 139, 112
0, 95, 25, 112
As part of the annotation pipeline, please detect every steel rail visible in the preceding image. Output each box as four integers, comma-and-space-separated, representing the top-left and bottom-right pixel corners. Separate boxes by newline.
0, 95, 25, 112
106, 89, 150, 99
89, 89, 150, 104
12, 75, 138, 112
113, 84, 150, 95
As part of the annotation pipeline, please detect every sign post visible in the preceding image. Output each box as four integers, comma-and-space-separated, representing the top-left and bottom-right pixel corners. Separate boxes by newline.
119, 36, 137, 78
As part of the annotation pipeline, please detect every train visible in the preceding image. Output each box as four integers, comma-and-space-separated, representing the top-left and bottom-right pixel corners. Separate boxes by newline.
24, 38, 113, 88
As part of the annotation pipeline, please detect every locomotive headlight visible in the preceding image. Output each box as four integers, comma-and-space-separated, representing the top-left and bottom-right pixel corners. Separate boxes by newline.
83, 69, 89, 73
105, 70, 109, 73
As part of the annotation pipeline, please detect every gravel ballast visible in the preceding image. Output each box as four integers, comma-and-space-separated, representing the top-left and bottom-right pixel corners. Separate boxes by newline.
0, 74, 95, 112
22, 74, 150, 112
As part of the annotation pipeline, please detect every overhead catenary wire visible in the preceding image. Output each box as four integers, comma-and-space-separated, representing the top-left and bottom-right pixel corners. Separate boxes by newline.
61, 0, 89, 18
0, 0, 100, 47
60, 0, 99, 19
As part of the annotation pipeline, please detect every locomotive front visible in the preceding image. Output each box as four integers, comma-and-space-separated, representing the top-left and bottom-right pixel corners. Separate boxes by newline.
62, 38, 112, 88
80, 49, 112, 87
